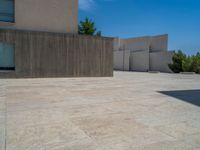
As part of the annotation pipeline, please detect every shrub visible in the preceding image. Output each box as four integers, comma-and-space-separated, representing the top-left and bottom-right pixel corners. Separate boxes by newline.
169, 51, 200, 74
168, 50, 186, 73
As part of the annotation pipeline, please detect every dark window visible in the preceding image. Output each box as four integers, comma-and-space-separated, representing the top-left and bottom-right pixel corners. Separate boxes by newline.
0, 42, 15, 70
0, 0, 14, 23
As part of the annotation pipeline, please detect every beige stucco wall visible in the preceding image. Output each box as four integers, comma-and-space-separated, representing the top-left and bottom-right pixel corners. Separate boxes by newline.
0, 0, 78, 33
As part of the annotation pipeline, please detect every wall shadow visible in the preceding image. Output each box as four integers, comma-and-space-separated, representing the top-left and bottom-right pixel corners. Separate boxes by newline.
159, 89, 200, 107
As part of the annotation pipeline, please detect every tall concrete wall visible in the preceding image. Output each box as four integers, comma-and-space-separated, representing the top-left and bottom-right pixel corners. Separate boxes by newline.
0, 29, 113, 78
118, 34, 168, 52
150, 34, 168, 52
150, 51, 174, 73
120, 36, 150, 51
0, 0, 78, 33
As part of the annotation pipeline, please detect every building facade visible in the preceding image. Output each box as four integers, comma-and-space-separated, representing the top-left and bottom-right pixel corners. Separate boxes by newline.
0, 0, 78, 33
0, 0, 114, 78
114, 34, 174, 73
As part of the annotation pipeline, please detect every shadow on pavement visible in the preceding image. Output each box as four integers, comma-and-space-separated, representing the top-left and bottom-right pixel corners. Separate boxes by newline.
159, 89, 200, 107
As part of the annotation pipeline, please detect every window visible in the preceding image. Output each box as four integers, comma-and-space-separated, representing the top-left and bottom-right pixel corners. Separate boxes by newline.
0, 0, 14, 23
0, 42, 15, 70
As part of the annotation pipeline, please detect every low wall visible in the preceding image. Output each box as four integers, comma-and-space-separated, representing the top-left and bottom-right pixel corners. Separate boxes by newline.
0, 29, 113, 78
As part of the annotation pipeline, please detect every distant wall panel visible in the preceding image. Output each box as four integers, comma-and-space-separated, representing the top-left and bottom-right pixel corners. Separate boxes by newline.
150, 51, 174, 73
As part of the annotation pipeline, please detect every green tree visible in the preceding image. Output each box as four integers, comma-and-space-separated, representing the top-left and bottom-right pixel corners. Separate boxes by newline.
168, 50, 186, 73
169, 50, 200, 74
78, 18, 102, 36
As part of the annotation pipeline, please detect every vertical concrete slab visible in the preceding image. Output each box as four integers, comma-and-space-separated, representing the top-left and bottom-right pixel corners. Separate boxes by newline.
114, 51, 124, 70
130, 50, 149, 72
114, 50, 130, 71
150, 34, 168, 52
150, 51, 174, 73
123, 50, 130, 71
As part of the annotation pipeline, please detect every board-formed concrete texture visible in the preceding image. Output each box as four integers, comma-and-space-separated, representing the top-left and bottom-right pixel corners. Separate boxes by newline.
0, 29, 113, 78
114, 34, 174, 72
0, 71, 200, 150
0, 0, 78, 33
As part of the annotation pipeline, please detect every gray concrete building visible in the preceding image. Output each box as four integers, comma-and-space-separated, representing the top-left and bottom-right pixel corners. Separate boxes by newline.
0, 0, 113, 78
114, 34, 174, 73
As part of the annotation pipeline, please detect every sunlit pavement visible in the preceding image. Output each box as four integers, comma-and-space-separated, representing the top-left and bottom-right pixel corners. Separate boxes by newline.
0, 71, 200, 150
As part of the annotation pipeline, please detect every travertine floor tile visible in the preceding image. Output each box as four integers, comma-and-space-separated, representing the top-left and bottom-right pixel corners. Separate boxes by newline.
133, 140, 195, 150
155, 122, 200, 138
1, 71, 200, 149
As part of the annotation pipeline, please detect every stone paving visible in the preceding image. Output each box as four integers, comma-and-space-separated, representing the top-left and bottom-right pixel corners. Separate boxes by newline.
0, 71, 200, 150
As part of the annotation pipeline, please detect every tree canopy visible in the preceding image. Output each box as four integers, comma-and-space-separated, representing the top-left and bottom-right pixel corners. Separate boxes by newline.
78, 18, 101, 36
169, 50, 200, 74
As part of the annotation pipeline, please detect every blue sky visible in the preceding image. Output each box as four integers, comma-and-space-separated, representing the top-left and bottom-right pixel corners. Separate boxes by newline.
79, 0, 200, 55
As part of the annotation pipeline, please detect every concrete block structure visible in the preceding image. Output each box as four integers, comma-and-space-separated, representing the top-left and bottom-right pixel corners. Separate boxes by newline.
0, 0, 113, 78
114, 34, 174, 73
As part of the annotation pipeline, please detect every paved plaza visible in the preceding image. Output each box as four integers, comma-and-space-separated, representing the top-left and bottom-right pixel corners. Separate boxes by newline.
0, 71, 200, 150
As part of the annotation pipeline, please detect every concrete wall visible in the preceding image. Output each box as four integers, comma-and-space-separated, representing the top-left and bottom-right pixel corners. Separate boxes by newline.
114, 51, 124, 70
150, 51, 174, 73
118, 34, 168, 52
0, 0, 78, 33
150, 34, 168, 52
114, 50, 130, 71
120, 36, 150, 51
130, 50, 149, 72
113, 38, 121, 51
113, 34, 173, 73
0, 29, 113, 78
